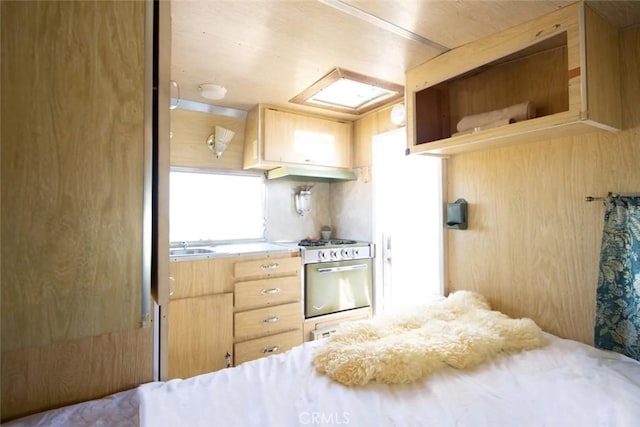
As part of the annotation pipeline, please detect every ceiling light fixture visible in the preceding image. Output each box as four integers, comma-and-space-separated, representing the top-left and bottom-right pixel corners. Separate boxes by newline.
290, 68, 403, 115
199, 83, 227, 100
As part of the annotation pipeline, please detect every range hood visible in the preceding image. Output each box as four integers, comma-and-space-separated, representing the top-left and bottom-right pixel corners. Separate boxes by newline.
266, 165, 357, 182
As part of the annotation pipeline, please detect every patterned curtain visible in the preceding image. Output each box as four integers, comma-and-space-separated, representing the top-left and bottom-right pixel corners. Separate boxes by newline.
594, 195, 640, 361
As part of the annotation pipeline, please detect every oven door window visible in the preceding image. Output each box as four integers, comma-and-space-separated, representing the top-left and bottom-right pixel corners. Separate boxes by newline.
305, 259, 372, 318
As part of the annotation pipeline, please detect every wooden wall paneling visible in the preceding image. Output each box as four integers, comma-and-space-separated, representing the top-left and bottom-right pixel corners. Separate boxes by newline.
242, 105, 260, 168
446, 26, 640, 344
170, 108, 245, 170
170, 1, 441, 122
346, 1, 573, 50
1, 1, 155, 420
353, 102, 404, 167
447, 129, 640, 344
1, 0, 144, 349
447, 46, 568, 127
1, 327, 153, 422
415, 84, 450, 143
353, 115, 375, 168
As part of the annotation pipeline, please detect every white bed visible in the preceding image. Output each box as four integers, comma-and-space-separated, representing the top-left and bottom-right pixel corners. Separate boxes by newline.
4, 295, 640, 427
5, 333, 640, 427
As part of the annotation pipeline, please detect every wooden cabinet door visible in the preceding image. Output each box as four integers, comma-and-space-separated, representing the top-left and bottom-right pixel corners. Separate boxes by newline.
169, 258, 235, 299
263, 108, 351, 168
168, 293, 233, 379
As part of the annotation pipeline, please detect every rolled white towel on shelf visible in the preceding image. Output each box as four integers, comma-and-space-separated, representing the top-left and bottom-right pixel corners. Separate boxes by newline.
456, 101, 535, 133
453, 118, 516, 136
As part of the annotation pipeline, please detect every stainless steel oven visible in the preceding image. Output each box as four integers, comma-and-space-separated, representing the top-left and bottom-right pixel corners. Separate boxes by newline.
300, 240, 374, 318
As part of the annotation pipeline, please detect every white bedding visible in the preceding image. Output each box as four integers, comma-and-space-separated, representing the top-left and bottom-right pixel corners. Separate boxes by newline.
5, 333, 640, 427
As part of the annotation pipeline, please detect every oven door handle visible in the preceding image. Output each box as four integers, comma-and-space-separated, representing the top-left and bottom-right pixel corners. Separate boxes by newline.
316, 264, 368, 273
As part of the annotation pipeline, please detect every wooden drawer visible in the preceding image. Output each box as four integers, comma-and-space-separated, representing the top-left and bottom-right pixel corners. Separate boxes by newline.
234, 302, 301, 339
234, 329, 302, 365
234, 256, 300, 280
235, 276, 300, 309
303, 307, 372, 342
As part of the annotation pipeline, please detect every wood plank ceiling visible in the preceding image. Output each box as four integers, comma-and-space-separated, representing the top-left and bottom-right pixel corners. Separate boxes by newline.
170, 0, 638, 120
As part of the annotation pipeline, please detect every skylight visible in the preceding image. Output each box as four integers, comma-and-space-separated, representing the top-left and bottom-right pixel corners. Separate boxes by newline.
307, 77, 396, 109
290, 68, 403, 115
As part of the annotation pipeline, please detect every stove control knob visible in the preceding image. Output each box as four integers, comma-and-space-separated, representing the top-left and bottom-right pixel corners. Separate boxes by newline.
318, 251, 327, 260
353, 248, 360, 257
329, 250, 338, 259
341, 248, 351, 258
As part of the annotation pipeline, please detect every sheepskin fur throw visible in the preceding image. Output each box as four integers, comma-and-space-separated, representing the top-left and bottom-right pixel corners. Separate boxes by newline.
313, 291, 547, 386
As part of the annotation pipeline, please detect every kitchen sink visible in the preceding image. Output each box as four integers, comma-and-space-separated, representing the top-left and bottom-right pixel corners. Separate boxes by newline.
169, 247, 216, 256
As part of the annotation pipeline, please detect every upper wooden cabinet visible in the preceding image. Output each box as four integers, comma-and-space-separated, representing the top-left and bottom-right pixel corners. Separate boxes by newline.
243, 104, 352, 169
406, 2, 621, 156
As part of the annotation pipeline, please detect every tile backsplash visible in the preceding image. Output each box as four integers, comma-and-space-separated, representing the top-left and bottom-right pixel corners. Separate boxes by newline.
264, 179, 331, 242
330, 169, 373, 242
264, 168, 373, 243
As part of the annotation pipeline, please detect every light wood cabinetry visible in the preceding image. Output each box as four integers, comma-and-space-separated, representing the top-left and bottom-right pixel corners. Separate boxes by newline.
243, 104, 353, 170
303, 307, 372, 342
235, 302, 302, 339
234, 276, 301, 309
406, 2, 621, 156
169, 257, 234, 299
168, 293, 233, 379
168, 258, 235, 379
234, 330, 302, 366
233, 253, 303, 365
235, 255, 300, 280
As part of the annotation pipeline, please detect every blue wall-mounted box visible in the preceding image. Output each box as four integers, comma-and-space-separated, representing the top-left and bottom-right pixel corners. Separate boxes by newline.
446, 198, 468, 230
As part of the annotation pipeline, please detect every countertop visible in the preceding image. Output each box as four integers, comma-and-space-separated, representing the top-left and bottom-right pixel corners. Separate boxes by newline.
169, 241, 300, 262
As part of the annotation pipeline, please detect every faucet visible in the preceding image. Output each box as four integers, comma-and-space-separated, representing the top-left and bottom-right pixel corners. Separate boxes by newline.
180, 241, 189, 249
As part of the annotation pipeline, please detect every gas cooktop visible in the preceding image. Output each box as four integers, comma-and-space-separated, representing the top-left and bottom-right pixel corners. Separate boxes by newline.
298, 239, 357, 247
298, 239, 374, 263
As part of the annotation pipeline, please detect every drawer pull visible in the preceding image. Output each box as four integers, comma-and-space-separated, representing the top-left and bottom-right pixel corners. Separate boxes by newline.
261, 315, 280, 324
260, 287, 281, 295
260, 262, 280, 270
262, 345, 280, 354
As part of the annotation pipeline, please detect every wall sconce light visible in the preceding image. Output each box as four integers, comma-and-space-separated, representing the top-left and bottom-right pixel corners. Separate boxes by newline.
295, 185, 313, 216
199, 83, 227, 100
206, 126, 235, 158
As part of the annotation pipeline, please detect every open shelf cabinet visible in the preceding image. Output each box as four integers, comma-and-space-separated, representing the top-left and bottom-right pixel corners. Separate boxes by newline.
406, 2, 621, 156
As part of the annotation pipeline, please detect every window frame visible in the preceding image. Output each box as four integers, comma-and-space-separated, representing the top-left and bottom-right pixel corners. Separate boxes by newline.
169, 167, 267, 245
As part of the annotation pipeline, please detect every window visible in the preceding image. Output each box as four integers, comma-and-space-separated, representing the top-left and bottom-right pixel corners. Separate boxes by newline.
170, 170, 264, 243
